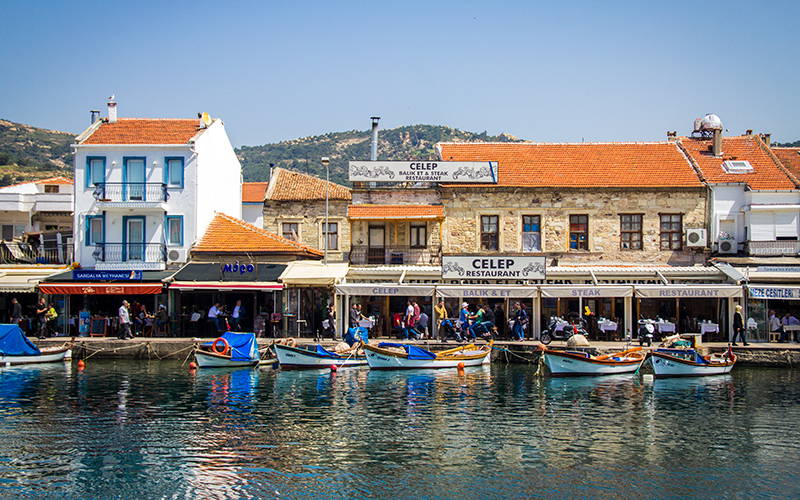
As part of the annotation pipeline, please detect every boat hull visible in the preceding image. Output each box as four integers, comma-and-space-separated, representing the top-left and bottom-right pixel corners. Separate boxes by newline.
543, 349, 644, 377
0, 346, 72, 366
364, 344, 491, 370
194, 349, 260, 368
274, 344, 367, 369
650, 350, 736, 378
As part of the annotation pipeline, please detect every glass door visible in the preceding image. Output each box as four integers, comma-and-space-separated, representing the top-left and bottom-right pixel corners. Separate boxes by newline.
125, 217, 145, 261
125, 158, 145, 201
368, 226, 385, 264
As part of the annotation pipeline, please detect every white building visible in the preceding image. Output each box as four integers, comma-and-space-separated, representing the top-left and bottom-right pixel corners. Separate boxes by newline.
72, 102, 242, 270
0, 177, 73, 238
242, 182, 268, 228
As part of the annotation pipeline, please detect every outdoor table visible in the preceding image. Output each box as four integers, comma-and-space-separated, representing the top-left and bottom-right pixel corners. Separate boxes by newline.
598, 321, 617, 340
657, 322, 676, 334
782, 324, 800, 342
358, 319, 375, 329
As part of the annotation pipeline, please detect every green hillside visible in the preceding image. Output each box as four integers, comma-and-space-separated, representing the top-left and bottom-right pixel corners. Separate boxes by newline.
236, 125, 524, 186
0, 119, 74, 186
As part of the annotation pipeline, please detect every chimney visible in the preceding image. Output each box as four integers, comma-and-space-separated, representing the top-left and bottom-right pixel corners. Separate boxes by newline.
107, 98, 117, 123
712, 129, 722, 157
370, 117, 380, 161
90, 110, 100, 124
761, 133, 771, 147
667, 131, 677, 142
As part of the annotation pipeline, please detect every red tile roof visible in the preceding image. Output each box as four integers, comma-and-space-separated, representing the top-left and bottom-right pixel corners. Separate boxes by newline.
242, 182, 269, 203
79, 118, 202, 145
34, 176, 73, 185
193, 212, 323, 257
678, 135, 798, 190
772, 147, 800, 181
266, 167, 351, 201
436, 142, 703, 188
348, 204, 444, 219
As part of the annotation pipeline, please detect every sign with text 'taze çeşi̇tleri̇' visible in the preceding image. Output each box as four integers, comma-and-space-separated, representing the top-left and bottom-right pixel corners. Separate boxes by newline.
349, 161, 497, 183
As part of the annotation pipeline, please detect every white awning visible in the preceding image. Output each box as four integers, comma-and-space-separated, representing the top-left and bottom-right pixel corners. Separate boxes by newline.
0, 267, 68, 293
539, 285, 633, 298
436, 285, 538, 299
335, 284, 436, 296
279, 261, 349, 286
634, 285, 743, 298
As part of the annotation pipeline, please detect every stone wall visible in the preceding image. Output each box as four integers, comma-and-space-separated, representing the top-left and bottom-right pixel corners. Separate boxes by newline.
441, 187, 707, 265
262, 199, 350, 261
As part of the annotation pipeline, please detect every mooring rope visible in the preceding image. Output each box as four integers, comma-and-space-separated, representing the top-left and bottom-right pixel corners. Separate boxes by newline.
489, 343, 537, 364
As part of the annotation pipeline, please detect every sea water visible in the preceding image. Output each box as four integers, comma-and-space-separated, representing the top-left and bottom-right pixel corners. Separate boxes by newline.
0, 361, 798, 499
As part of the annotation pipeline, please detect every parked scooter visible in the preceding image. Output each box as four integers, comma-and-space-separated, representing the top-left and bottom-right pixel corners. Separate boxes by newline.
540, 316, 588, 345
637, 317, 656, 347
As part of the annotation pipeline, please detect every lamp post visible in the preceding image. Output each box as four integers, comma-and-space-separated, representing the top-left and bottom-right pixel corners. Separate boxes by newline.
321, 157, 330, 265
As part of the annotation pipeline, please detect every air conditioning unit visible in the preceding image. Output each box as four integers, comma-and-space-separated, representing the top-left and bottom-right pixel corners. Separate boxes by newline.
718, 239, 737, 254
686, 228, 707, 248
167, 248, 188, 263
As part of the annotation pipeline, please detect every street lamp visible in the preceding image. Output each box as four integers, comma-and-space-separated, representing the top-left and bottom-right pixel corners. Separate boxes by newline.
321, 157, 330, 265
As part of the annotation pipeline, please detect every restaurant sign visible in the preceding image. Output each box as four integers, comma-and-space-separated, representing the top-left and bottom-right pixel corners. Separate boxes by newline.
73, 270, 143, 281
349, 161, 497, 183
442, 256, 546, 280
749, 286, 800, 300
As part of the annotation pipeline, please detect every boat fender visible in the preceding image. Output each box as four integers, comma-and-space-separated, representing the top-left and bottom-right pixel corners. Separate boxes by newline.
212, 337, 230, 355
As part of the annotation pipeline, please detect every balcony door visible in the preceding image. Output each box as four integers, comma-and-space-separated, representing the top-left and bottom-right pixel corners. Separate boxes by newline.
368, 226, 385, 264
124, 216, 145, 262
124, 157, 145, 201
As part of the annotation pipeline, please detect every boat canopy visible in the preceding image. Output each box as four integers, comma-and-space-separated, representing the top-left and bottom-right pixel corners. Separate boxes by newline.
0, 324, 41, 356
202, 332, 257, 361
377, 342, 436, 360
315, 345, 340, 358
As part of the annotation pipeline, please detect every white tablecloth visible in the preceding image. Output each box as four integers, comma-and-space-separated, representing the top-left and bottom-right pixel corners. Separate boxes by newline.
657, 322, 676, 333
700, 323, 719, 335
358, 319, 375, 329
598, 321, 617, 332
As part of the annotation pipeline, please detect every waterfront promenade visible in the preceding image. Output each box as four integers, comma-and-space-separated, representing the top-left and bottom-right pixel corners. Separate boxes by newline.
33, 335, 800, 367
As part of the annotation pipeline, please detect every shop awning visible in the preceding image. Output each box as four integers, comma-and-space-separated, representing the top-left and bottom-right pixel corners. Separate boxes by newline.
279, 261, 349, 286
539, 285, 633, 298
0, 267, 68, 293
634, 284, 743, 298
39, 283, 164, 295
436, 285, 538, 299
168, 262, 286, 291
335, 284, 436, 296
747, 285, 800, 300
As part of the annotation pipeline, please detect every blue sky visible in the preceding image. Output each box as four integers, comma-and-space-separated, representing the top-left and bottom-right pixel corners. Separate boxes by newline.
2, 0, 798, 148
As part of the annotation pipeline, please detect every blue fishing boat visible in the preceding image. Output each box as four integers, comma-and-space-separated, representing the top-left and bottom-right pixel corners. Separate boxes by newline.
0, 324, 72, 366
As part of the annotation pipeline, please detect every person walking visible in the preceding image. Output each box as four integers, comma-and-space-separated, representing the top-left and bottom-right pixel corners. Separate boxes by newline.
10, 297, 22, 325
231, 300, 243, 331
510, 302, 527, 341
35, 298, 48, 339
434, 299, 448, 340
118, 300, 133, 340
731, 304, 748, 346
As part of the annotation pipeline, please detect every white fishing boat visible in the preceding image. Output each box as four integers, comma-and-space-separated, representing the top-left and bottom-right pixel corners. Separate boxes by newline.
650, 348, 736, 378
0, 324, 71, 366
195, 332, 260, 368
541, 346, 645, 377
363, 342, 491, 370
274, 342, 367, 369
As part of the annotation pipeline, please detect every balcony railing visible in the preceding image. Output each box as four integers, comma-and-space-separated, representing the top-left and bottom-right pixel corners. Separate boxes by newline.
92, 243, 167, 263
0, 241, 73, 265
747, 240, 800, 256
92, 183, 168, 203
349, 245, 442, 266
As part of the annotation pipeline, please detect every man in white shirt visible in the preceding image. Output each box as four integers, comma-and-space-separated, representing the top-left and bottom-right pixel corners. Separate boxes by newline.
118, 300, 133, 340
208, 302, 223, 332
231, 300, 243, 331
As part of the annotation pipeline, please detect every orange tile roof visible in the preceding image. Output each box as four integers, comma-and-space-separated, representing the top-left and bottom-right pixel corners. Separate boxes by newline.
678, 135, 798, 190
79, 118, 202, 145
34, 176, 73, 185
242, 182, 269, 203
348, 204, 444, 219
436, 142, 703, 188
772, 147, 800, 181
266, 167, 351, 201
193, 212, 323, 257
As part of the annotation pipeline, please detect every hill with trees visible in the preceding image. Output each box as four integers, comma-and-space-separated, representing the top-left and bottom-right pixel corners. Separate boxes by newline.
0, 119, 74, 186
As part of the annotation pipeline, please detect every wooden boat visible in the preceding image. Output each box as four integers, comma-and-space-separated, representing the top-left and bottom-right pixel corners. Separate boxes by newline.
363, 342, 491, 370
0, 324, 72, 366
649, 348, 736, 378
274, 342, 367, 370
195, 332, 260, 368
541, 346, 645, 376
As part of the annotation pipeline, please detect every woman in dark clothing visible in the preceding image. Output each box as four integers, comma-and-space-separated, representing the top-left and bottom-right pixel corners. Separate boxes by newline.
731, 304, 748, 346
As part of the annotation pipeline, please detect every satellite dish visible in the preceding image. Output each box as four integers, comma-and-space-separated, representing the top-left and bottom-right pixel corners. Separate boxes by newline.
201, 112, 212, 127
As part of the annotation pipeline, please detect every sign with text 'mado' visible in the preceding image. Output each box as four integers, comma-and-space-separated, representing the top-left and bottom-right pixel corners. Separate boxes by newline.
349, 161, 497, 183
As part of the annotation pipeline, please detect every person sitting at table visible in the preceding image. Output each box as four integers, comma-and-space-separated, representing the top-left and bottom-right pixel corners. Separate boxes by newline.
780, 312, 799, 343
155, 304, 169, 329
208, 302, 224, 332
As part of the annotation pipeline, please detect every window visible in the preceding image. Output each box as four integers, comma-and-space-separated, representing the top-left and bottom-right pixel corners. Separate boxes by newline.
481, 215, 499, 251
166, 216, 183, 246
282, 223, 299, 241
722, 160, 754, 174
323, 222, 338, 250
522, 215, 541, 252
86, 216, 104, 246
569, 215, 588, 250
124, 157, 145, 201
86, 157, 105, 187
165, 157, 184, 187
410, 225, 427, 248
2, 225, 25, 241
660, 214, 682, 250
620, 214, 643, 250
44, 185, 59, 193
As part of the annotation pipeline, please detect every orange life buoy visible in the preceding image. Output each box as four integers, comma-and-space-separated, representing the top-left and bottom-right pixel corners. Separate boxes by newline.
212, 337, 230, 355
282, 337, 296, 347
